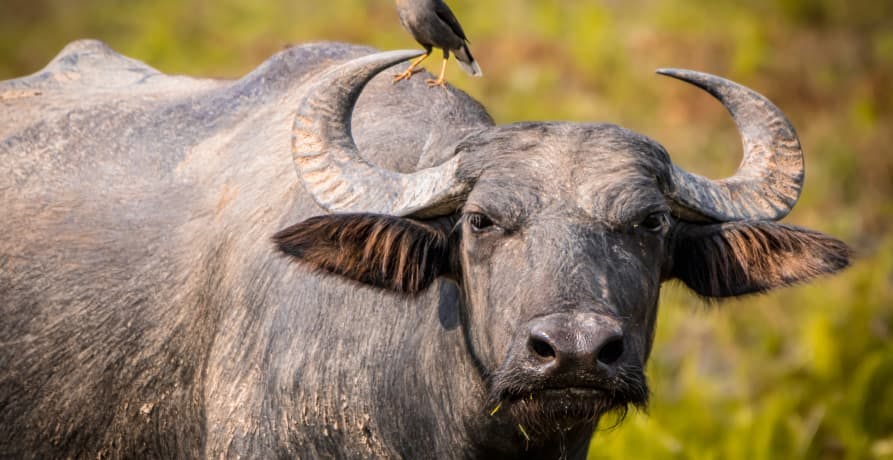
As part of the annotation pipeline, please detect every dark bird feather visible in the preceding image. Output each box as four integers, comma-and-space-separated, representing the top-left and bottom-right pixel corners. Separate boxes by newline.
394, 0, 482, 85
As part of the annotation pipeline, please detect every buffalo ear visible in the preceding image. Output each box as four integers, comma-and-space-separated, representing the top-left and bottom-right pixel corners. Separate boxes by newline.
273, 214, 451, 293
671, 221, 851, 298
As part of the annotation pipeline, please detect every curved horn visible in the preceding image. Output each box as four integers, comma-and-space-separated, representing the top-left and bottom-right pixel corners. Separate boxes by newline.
657, 69, 804, 222
292, 50, 470, 217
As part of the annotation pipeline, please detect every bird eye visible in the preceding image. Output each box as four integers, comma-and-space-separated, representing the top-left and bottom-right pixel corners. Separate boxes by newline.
638, 212, 668, 232
466, 212, 496, 233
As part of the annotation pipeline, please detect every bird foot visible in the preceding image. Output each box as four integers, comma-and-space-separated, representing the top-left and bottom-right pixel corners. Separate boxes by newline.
392, 67, 423, 84
425, 78, 447, 88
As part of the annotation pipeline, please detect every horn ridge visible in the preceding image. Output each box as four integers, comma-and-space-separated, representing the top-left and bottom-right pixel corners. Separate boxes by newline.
657, 68, 804, 222
292, 50, 470, 217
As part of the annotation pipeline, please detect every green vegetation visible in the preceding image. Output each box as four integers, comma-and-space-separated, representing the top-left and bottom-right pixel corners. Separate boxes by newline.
2, 1, 890, 458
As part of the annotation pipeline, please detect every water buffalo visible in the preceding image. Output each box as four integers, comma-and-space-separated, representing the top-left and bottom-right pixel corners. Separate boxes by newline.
0, 40, 849, 459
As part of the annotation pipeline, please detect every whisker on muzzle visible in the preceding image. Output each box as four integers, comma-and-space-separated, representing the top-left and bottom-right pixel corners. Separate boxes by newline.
483, 362, 649, 443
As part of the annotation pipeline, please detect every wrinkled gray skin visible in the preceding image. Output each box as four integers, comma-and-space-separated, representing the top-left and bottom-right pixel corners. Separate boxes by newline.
0, 41, 849, 459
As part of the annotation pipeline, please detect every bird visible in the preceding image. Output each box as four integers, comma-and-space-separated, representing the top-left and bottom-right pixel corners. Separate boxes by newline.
393, 0, 482, 87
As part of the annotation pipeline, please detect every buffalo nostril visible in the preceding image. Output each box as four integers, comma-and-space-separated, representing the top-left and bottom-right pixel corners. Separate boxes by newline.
597, 336, 624, 365
528, 336, 556, 360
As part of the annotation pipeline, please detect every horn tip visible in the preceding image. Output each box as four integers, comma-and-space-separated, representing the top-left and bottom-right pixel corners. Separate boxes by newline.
656, 68, 729, 99
375, 49, 427, 65
656, 68, 704, 82
334, 49, 428, 76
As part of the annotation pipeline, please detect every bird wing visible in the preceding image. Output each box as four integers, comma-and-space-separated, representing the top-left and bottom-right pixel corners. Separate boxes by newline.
434, 1, 469, 42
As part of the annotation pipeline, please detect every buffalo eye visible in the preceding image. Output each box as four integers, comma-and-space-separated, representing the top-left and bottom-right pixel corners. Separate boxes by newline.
466, 212, 498, 233
636, 212, 669, 233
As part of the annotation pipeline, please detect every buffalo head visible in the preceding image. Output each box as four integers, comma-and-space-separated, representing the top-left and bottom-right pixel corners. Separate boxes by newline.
273, 51, 850, 440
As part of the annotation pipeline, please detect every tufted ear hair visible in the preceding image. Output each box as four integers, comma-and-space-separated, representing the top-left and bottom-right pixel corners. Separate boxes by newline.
671, 221, 851, 297
273, 214, 453, 293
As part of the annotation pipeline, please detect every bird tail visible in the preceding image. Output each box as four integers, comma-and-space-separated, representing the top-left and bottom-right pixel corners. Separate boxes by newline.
454, 44, 482, 77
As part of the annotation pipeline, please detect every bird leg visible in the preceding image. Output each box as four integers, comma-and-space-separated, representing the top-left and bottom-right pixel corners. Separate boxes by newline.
393, 52, 429, 83
426, 58, 448, 88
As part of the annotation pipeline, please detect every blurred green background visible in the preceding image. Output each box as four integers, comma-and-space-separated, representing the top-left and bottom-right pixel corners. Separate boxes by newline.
2, 0, 891, 458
